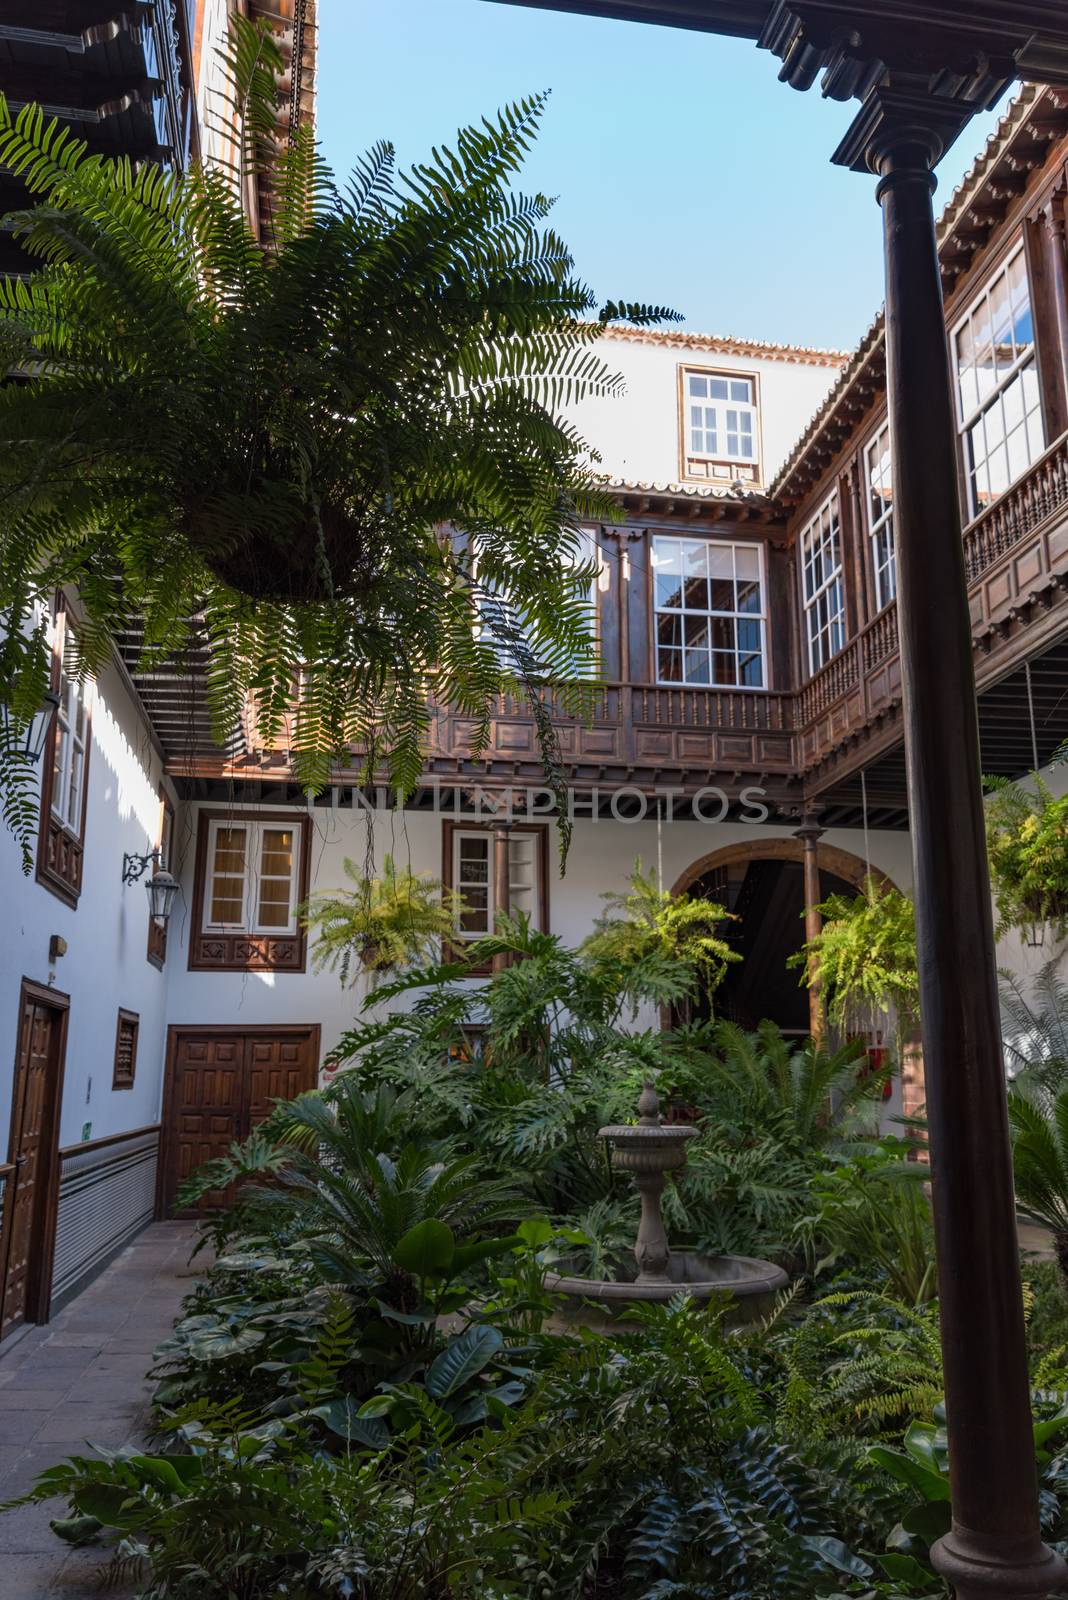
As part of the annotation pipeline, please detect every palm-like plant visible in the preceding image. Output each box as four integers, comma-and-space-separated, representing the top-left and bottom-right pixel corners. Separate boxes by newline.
680, 1018, 886, 1152
300, 854, 460, 985
0, 16, 677, 860
258, 1078, 520, 1306
1008, 1079, 1068, 1290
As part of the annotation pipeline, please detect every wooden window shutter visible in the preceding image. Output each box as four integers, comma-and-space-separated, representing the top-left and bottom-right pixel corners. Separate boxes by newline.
113, 1009, 139, 1090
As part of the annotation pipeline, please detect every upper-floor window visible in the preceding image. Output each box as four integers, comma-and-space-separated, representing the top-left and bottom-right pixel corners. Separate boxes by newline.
681, 368, 761, 485
50, 672, 89, 834
953, 246, 1045, 517
652, 536, 766, 688
205, 818, 300, 934
801, 491, 846, 673
190, 810, 310, 971
474, 528, 599, 679
37, 602, 92, 906
865, 422, 896, 612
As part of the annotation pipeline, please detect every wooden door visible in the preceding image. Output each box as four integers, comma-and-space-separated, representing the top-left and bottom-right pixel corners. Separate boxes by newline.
160, 1026, 319, 1215
1, 984, 67, 1338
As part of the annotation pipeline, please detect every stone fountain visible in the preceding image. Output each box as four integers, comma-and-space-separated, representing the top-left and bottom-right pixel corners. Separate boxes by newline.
545, 1083, 788, 1330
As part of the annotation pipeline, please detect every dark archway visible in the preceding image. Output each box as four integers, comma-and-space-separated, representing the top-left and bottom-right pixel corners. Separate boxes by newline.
673, 840, 898, 1036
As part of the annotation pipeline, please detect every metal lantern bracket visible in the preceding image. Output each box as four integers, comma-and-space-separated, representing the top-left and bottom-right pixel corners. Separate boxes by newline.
122, 849, 162, 885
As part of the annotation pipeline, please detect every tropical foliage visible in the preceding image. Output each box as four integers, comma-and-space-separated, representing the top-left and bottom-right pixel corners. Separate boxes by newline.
790, 877, 919, 1046
580, 861, 738, 1001
11, 961, 1068, 1598
0, 15, 678, 860
300, 854, 461, 982
986, 775, 1068, 940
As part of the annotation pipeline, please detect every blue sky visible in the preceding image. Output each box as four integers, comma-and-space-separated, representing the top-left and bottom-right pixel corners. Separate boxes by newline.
317, 0, 1010, 354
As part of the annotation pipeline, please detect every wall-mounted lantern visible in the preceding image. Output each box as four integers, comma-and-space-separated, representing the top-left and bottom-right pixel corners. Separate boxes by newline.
122, 850, 180, 927
0, 687, 61, 764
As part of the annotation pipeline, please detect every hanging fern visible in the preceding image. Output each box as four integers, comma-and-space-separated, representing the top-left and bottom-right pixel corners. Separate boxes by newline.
300, 854, 461, 983
789, 876, 918, 1043
0, 15, 679, 866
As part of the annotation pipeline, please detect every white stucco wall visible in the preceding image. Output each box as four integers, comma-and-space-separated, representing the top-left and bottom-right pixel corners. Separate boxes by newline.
163, 798, 913, 1067
0, 659, 173, 1148
566, 331, 843, 489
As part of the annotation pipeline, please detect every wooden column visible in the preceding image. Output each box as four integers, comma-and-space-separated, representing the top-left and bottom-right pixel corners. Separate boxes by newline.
794, 817, 825, 1045
1042, 190, 1068, 432
868, 120, 1064, 1600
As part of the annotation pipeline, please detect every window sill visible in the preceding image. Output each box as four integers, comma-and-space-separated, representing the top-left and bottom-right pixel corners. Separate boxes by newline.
189, 930, 306, 973
36, 819, 84, 908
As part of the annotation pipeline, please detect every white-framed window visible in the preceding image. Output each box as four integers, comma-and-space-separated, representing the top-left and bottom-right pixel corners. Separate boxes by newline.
474, 528, 599, 679
50, 672, 89, 835
684, 370, 759, 469
451, 828, 542, 940
953, 245, 1045, 517
652, 536, 766, 688
865, 422, 896, 612
801, 491, 846, 673
203, 817, 302, 935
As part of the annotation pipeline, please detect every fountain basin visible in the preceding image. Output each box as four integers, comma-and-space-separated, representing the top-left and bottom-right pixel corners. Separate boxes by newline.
545, 1250, 788, 1333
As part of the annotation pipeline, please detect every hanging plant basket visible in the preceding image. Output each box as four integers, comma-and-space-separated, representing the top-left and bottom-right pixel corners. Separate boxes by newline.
181, 477, 382, 606
985, 774, 1068, 941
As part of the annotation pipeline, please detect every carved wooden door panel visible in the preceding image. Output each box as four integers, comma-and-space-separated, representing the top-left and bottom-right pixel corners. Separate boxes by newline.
161, 1028, 319, 1215
2, 992, 64, 1337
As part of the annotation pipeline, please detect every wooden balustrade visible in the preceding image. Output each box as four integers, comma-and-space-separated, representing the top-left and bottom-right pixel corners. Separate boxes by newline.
963, 429, 1068, 583
233, 438, 1068, 786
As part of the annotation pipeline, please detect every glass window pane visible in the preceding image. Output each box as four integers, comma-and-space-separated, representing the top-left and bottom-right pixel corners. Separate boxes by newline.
711, 652, 736, 685
710, 378, 729, 399
658, 648, 682, 682
735, 546, 759, 581
684, 614, 711, 648
688, 375, 708, 399
684, 650, 710, 683
657, 614, 681, 647
730, 379, 751, 402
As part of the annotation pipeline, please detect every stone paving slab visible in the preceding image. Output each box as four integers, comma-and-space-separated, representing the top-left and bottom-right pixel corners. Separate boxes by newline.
0, 1221, 200, 1597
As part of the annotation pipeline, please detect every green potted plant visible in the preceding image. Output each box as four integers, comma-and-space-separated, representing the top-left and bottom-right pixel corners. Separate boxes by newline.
301, 855, 462, 986
790, 876, 918, 1060
985, 775, 1068, 939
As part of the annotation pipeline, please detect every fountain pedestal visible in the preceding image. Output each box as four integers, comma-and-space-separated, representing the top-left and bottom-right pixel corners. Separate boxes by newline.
544, 1083, 788, 1331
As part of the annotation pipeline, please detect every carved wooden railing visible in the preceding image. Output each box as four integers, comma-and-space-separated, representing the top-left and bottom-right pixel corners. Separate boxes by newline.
234, 433, 1068, 782
631, 684, 793, 732
963, 429, 1068, 583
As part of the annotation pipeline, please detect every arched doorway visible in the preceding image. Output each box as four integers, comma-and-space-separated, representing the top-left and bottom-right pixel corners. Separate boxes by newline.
673, 840, 893, 1037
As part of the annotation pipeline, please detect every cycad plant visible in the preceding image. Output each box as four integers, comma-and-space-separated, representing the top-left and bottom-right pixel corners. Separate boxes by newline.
1008, 1076, 1068, 1290
0, 15, 677, 861
300, 853, 460, 985
251, 1078, 521, 1307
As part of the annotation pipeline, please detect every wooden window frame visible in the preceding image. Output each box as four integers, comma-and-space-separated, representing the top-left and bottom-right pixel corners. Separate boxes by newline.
649, 532, 768, 691
189, 809, 311, 972
863, 420, 897, 614
36, 600, 92, 909
678, 364, 764, 487
112, 1008, 140, 1091
441, 820, 550, 974
147, 787, 176, 970
950, 237, 1046, 520
799, 488, 847, 675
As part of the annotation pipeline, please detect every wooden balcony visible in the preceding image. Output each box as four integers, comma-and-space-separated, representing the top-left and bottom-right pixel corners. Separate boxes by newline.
169, 429, 1068, 811
430, 428, 1068, 797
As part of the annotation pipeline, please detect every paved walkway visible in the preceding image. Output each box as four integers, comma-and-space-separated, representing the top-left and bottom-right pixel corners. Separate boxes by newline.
0, 1221, 200, 1598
